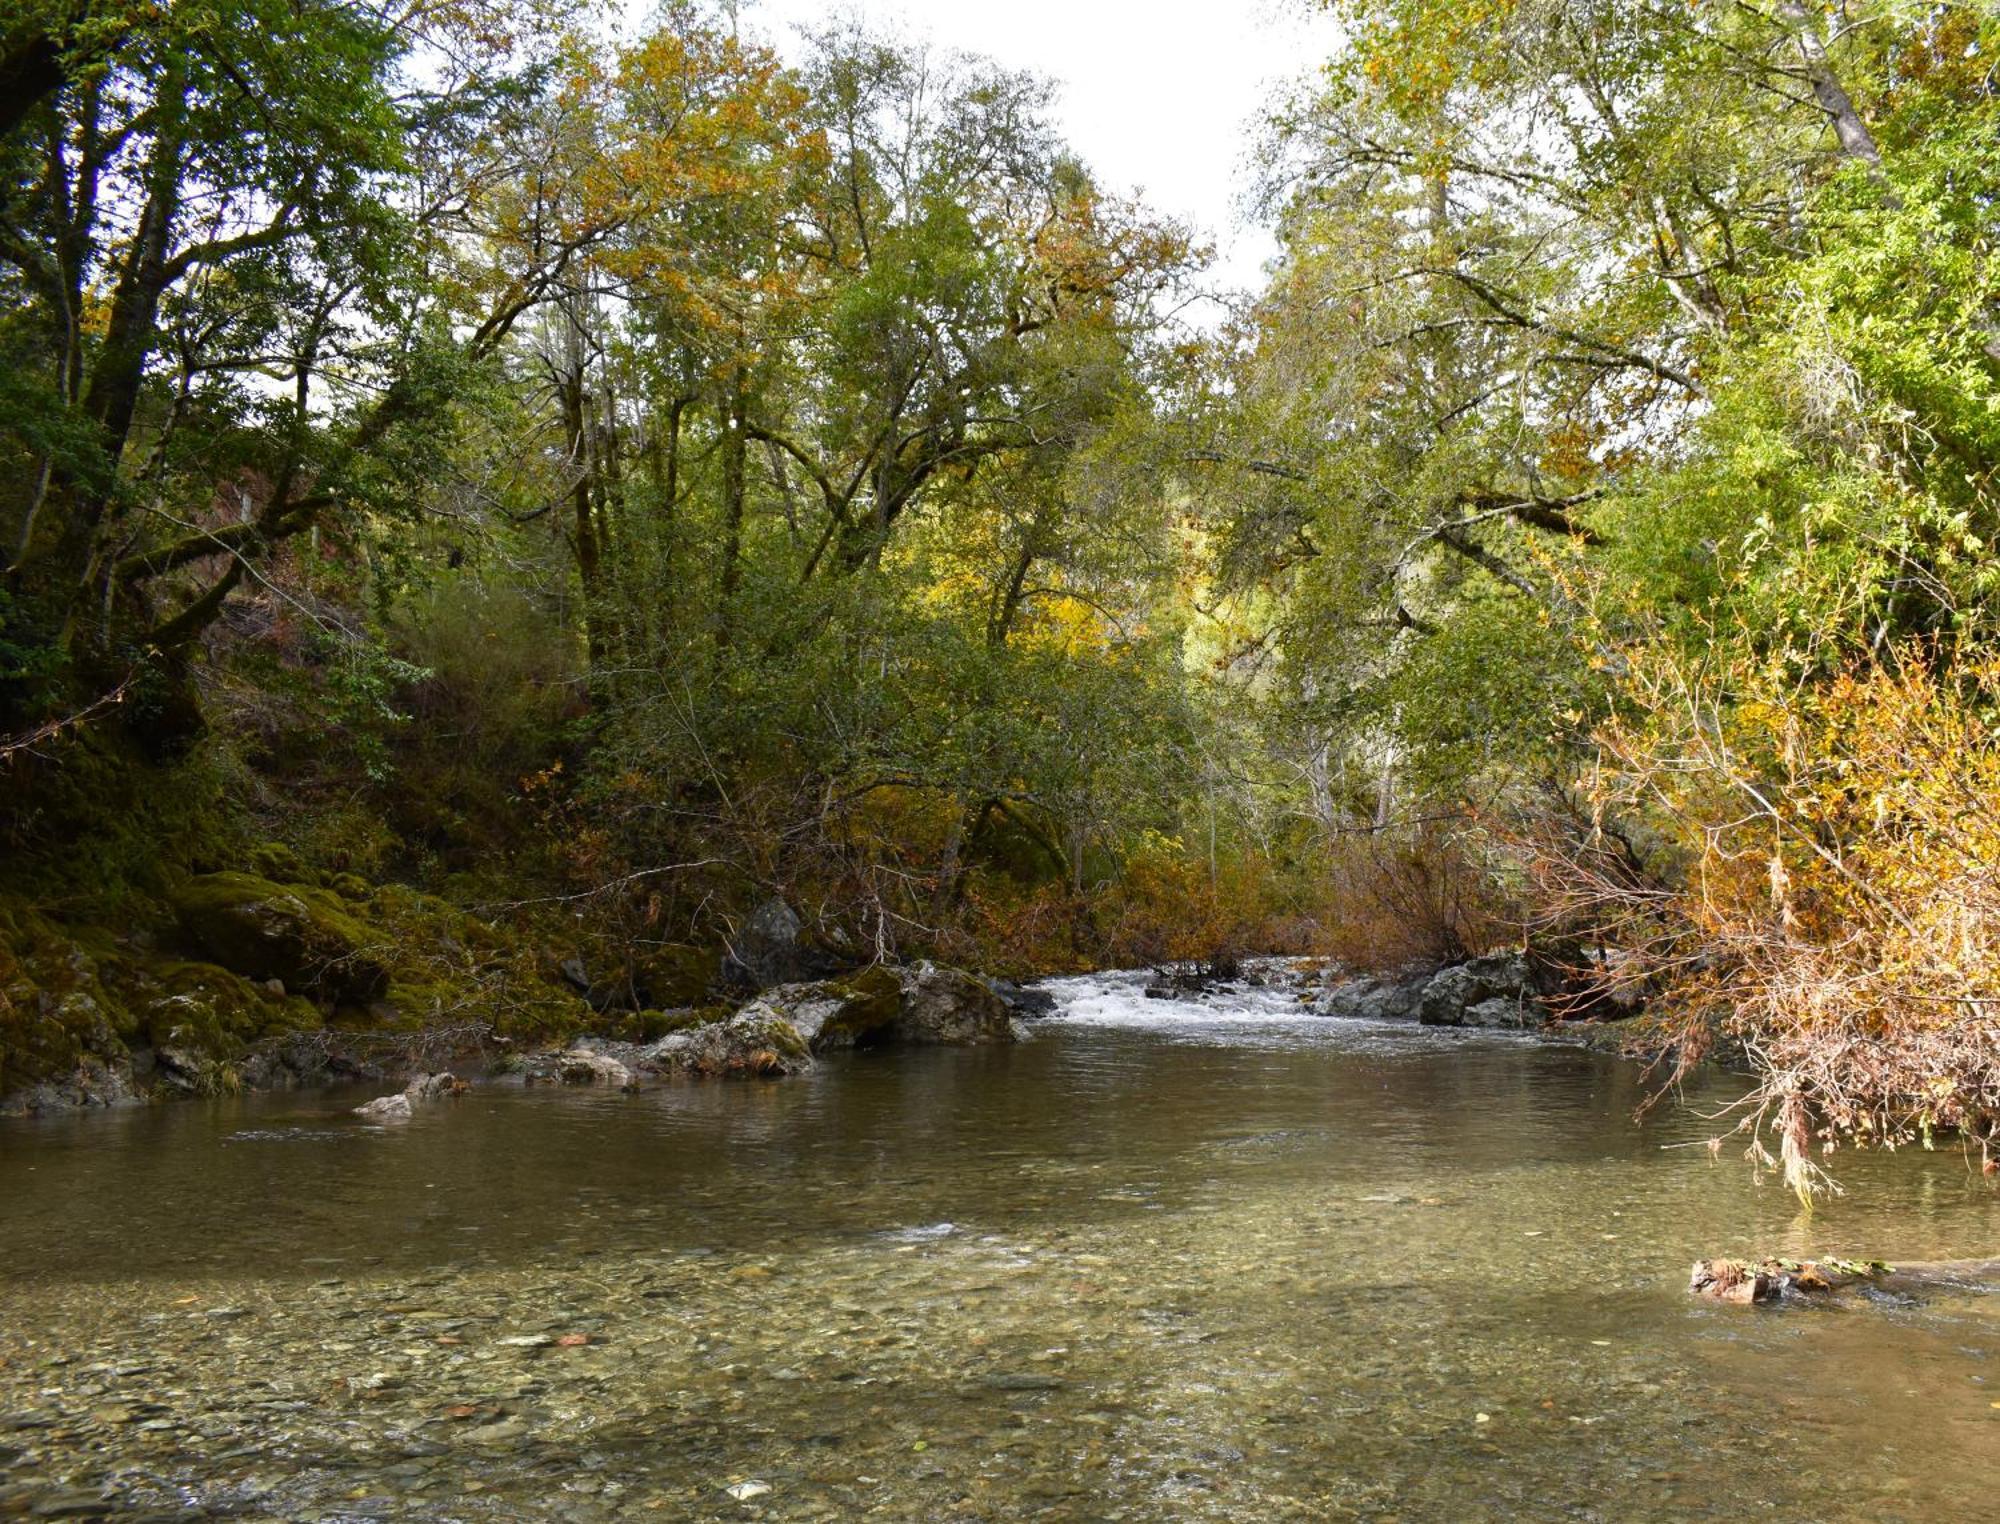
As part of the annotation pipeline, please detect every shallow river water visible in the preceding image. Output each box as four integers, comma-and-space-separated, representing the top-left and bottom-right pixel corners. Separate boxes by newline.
3, 969, 1999, 1522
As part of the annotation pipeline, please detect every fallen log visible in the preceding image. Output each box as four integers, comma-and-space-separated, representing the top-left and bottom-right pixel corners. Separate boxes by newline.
1690, 1255, 2000, 1304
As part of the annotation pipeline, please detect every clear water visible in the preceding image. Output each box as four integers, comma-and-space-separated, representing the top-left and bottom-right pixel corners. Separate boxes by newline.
2, 968, 1997, 1521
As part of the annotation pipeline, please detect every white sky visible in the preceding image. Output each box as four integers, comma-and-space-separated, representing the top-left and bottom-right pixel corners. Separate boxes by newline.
711, 1, 1343, 305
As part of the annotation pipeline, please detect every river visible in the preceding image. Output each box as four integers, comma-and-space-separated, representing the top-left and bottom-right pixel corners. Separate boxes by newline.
2, 968, 1997, 1520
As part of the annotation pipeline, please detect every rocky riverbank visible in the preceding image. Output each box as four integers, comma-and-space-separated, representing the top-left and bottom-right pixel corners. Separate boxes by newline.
0, 858, 1065, 1116
1145, 949, 1638, 1040
346, 963, 1045, 1118
4, 838, 1633, 1119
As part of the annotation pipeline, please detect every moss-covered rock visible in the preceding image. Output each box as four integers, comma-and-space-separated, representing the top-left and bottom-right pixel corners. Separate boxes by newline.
364, 883, 592, 1039
602, 1006, 716, 1042
761, 966, 904, 1052
247, 842, 307, 883
628, 941, 719, 1007
0, 898, 132, 1096
171, 871, 389, 1003
326, 872, 373, 903
640, 1004, 813, 1077
124, 959, 321, 1055
891, 962, 1017, 1045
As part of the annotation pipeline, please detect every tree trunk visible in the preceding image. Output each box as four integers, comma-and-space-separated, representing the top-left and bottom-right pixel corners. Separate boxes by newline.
1774, 2, 1887, 172
717, 371, 746, 648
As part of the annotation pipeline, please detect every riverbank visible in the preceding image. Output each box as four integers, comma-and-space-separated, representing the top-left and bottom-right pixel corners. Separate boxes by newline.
3, 890, 1640, 1117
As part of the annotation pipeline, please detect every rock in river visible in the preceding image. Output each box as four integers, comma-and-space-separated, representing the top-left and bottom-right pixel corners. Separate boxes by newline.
759, 966, 902, 1053
640, 1005, 813, 1077
557, 1050, 636, 1089
354, 1069, 465, 1118
891, 962, 1020, 1045
1417, 952, 1548, 1028
1318, 971, 1428, 1022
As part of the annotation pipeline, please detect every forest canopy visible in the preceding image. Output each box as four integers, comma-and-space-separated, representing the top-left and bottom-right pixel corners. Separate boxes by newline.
3, 0, 1998, 1190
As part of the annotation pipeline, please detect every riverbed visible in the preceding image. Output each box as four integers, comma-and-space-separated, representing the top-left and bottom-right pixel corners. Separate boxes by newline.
2, 969, 1997, 1521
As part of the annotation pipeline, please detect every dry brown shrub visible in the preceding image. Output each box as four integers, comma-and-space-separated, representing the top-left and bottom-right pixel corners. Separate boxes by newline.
1515, 636, 2000, 1199
1317, 824, 1511, 972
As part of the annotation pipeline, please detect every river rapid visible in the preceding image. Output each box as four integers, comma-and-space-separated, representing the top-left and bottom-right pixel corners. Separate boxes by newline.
2, 967, 1997, 1521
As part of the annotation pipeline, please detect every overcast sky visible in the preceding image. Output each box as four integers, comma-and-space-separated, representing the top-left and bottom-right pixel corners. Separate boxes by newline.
720, 1, 1342, 303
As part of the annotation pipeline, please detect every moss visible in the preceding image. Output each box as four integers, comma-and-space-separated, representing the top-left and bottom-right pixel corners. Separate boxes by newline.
629, 942, 719, 1007
802, 966, 903, 1046
363, 883, 593, 1042
248, 842, 307, 882
123, 958, 320, 1054
0, 897, 129, 1094
0, 728, 253, 918
604, 1007, 711, 1042
172, 871, 389, 1002
760, 1013, 812, 1064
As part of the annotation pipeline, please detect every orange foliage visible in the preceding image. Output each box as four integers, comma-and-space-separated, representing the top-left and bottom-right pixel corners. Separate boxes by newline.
1521, 638, 2000, 1197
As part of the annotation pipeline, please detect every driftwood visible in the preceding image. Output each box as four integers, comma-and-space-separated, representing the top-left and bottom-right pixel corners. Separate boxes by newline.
1690, 1255, 2000, 1304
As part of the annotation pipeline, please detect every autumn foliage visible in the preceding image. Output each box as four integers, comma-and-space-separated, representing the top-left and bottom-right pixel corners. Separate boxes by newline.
1519, 640, 2000, 1196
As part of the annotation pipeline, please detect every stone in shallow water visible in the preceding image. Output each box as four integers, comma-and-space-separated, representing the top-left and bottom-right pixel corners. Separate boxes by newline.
557, 1050, 634, 1089
353, 1093, 410, 1122
464, 1417, 528, 1445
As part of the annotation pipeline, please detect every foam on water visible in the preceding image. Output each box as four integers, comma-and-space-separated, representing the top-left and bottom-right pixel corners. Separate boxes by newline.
1037, 961, 1539, 1052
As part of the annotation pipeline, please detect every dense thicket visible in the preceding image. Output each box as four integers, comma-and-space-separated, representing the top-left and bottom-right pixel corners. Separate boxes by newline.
3, 1, 1998, 1189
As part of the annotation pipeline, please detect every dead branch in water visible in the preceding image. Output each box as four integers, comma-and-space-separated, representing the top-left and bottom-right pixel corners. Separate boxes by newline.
1689, 1255, 2000, 1304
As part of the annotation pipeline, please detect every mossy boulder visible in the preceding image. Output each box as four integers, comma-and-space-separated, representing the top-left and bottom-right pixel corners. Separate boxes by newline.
891, 962, 1017, 1045
628, 941, 719, 1008
0, 897, 133, 1096
762, 965, 903, 1052
640, 1004, 813, 1077
171, 872, 389, 1003
125, 959, 321, 1055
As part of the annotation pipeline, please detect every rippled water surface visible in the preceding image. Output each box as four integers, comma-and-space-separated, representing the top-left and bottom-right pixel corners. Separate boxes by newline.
4, 969, 1999, 1521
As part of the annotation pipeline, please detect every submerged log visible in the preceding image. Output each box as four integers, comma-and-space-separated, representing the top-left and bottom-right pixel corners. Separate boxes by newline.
1690, 1255, 2000, 1304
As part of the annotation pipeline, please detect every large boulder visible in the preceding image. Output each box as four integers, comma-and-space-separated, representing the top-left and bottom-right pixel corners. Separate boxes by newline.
891, 963, 1018, 1045
722, 898, 859, 989
1319, 972, 1428, 1022
723, 898, 807, 989
639, 1004, 813, 1077
760, 966, 903, 1053
1417, 952, 1546, 1028
172, 872, 388, 1004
